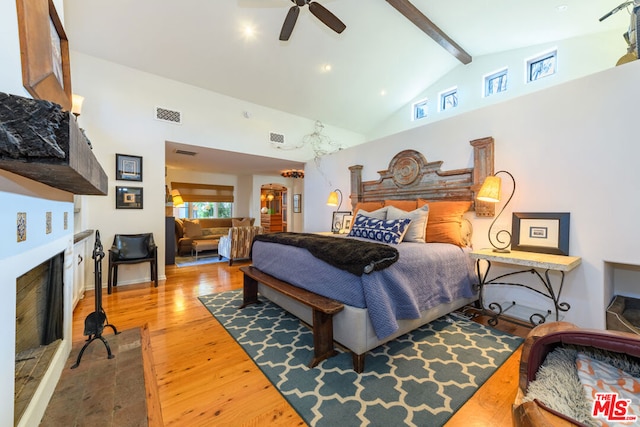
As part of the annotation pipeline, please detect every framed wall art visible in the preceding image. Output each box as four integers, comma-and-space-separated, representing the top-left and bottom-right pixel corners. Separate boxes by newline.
116, 154, 143, 181
511, 212, 570, 255
16, 0, 72, 110
116, 186, 143, 209
293, 194, 301, 213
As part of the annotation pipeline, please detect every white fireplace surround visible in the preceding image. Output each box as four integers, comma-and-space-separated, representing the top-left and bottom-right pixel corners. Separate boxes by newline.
0, 172, 75, 427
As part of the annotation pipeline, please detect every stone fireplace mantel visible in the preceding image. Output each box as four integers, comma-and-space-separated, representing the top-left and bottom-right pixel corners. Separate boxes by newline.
0, 92, 107, 195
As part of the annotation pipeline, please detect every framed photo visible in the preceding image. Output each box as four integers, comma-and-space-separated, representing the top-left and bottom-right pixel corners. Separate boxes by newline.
511, 212, 570, 255
331, 211, 352, 233
341, 215, 354, 232
293, 194, 302, 213
116, 186, 143, 209
16, 0, 72, 110
116, 154, 143, 181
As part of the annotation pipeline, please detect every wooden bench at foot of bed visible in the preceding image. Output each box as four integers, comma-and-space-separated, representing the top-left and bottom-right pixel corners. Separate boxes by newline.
239, 266, 345, 369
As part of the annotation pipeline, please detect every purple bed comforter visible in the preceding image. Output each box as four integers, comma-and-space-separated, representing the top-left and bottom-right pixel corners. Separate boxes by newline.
251, 238, 477, 339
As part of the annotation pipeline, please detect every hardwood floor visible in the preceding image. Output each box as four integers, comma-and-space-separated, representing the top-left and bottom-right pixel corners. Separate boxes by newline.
71, 261, 529, 426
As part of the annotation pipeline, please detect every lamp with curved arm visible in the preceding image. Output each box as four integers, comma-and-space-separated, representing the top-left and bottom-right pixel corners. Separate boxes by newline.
477, 170, 516, 252
326, 189, 343, 233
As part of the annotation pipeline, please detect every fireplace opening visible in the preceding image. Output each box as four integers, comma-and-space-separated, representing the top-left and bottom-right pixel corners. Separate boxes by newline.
14, 252, 64, 425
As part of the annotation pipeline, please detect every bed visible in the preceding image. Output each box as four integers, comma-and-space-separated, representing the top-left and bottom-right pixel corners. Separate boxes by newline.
245, 137, 496, 371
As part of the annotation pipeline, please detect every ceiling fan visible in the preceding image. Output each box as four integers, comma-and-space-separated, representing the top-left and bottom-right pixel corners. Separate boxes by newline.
279, 0, 346, 41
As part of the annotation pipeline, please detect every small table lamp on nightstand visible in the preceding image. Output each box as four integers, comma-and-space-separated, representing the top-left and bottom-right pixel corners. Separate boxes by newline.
477, 170, 516, 253
326, 189, 343, 233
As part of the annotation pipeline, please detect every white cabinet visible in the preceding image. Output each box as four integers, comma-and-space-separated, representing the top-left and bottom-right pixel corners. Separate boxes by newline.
72, 236, 90, 309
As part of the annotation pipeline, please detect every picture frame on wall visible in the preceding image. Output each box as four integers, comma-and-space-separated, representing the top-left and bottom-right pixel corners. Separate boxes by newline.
116, 154, 143, 181
511, 212, 570, 255
293, 194, 302, 213
332, 211, 352, 234
16, 0, 72, 110
116, 186, 143, 209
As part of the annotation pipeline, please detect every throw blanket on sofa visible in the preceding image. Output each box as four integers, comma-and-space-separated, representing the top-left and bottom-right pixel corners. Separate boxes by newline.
252, 232, 398, 275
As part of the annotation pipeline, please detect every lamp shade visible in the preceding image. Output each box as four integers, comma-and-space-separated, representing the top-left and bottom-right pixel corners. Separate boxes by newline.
476, 176, 502, 203
170, 189, 184, 207
71, 94, 84, 117
326, 191, 340, 206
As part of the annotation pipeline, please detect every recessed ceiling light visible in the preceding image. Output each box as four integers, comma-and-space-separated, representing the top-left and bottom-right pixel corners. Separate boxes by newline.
242, 24, 256, 39
380, 90, 387, 96
556, 5, 568, 12
322, 64, 332, 72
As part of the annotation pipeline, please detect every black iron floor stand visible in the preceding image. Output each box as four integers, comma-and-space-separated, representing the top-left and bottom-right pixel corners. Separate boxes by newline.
71, 230, 119, 369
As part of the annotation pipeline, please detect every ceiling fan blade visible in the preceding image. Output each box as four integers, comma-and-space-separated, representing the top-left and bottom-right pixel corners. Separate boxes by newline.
279, 5, 300, 41
308, 2, 346, 34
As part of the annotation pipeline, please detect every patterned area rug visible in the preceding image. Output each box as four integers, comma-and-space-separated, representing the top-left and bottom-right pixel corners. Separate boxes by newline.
175, 253, 224, 267
199, 291, 523, 427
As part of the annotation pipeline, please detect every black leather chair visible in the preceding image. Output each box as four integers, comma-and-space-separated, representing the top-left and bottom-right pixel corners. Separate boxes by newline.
107, 233, 158, 294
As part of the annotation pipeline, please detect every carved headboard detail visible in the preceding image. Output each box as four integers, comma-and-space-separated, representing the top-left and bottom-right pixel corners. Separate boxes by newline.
349, 137, 495, 217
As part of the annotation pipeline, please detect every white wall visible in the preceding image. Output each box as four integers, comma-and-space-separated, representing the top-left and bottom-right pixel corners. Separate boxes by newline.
368, 30, 628, 140
303, 61, 640, 330
70, 52, 365, 286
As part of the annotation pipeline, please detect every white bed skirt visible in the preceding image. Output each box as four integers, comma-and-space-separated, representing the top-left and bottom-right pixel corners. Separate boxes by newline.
258, 283, 478, 356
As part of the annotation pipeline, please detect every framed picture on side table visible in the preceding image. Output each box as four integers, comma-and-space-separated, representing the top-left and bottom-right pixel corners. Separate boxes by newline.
511, 212, 570, 255
331, 211, 352, 234
116, 154, 143, 181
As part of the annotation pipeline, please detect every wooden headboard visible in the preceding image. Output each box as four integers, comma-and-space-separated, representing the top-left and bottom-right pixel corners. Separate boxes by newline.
349, 137, 495, 217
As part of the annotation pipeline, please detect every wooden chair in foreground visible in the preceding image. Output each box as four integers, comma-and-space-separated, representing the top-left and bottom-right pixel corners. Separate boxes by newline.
513, 321, 640, 426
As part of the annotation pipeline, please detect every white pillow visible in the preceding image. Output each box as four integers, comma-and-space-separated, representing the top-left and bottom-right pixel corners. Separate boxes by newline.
386, 205, 429, 243
357, 206, 388, 220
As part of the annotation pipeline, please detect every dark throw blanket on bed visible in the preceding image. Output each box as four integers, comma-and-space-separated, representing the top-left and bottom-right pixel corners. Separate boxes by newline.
252, 232, 399, 275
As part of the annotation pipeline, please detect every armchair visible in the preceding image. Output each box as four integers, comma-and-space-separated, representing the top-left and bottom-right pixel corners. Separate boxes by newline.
218, 226, 263, 265
107, 233, 158, 294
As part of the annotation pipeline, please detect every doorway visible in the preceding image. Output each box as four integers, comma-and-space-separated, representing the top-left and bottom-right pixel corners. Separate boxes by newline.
260, 184, 287, 232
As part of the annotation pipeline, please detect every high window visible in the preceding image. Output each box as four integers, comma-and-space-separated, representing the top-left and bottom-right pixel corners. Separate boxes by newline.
526, 50, 557, 83
439, 87, 458, 112
412, 99, 428, 120
484, 68, 508, 97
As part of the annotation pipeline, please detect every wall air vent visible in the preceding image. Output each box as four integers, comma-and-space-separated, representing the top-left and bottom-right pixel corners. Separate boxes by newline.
155, 106, 182, 124
269, 132, 285, 145
175, 149, 197, 156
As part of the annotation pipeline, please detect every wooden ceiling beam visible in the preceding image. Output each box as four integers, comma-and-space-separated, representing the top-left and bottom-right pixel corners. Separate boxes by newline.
385, 0, 472, 65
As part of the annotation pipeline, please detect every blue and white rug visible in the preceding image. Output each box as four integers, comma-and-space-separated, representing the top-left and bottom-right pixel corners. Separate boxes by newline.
174, 254, 224, 267
199, 290, 523, 427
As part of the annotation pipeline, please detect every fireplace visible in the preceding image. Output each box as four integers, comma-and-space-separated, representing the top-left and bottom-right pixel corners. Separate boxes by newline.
0, 92, 107, 426
14, 253, 65, 425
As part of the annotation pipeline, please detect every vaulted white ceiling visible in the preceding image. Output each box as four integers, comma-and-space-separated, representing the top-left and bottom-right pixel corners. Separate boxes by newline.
63, 0, 630, 137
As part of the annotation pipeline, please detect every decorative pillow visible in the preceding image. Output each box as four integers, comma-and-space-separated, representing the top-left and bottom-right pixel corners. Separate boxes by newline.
183, 219, 203, 238
386, 205, 429, 243
384, 199, 418, 211
417, 200, 471, 246
353, 201, 384, 218
356, 206, 388, 220
347, 214, 412, 244
576, 353, 640, 421
232, 218, 251, 227
174, 218, 185, 237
